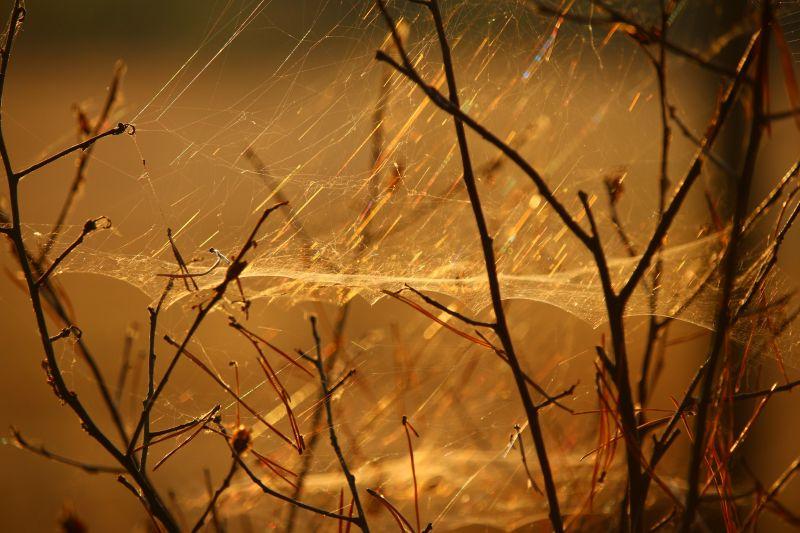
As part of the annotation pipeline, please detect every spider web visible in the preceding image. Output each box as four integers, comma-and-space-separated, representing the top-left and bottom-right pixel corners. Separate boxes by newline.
32, 0, 798, 358
19, 0, 800, 529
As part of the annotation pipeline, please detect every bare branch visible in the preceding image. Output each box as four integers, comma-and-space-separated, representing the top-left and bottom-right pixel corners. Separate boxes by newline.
36, 217, 111, 286
10, 427, 125, 475
375, 1, 565, 529
402, 284, 495, 328
681, 7, 770, 529
15, 123, 129, 181
191, 459, 237, 533
40, 61, 125, 257
308, 316, 370, 532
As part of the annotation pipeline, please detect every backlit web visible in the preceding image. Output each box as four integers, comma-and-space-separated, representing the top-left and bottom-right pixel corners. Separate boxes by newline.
23, 0, 800, 529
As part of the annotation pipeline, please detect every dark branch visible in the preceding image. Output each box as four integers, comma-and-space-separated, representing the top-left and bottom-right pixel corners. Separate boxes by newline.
15, 123, 128, 181
10, 427, 125, 475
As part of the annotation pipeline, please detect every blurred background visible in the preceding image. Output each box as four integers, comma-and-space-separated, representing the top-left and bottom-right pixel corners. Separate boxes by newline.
0, 0, 799, 531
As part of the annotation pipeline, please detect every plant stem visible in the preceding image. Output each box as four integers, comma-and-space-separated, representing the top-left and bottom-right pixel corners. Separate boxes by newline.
681, 5, 770, 531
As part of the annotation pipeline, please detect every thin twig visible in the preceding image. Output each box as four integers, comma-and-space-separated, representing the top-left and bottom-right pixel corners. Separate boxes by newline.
140, 280, 172, 471
10, 427, 125, 475
309, 317, 370, 532
15, 123, 128, 181
733, 378, 800, 401
192, 460, 238, 533
145, 405, 220, 442
376, 2, 568, 529
36, 217, 110, 286
681, 8, 770, 529
638, 0, 671, 431
127, 201, 287, 457
0, 3, 176, 527
513, 424, 544, 496
286, 305, 350, 533
166, 228, 199, 292
115, 323, 138, 406
402, 284, 494, 328
529, 0, 740, 79
40, 61, 125, 257
619, 31, 759, 304
226, 436, 357, 523
117, 475, 164, 533
743, 160, 800, 233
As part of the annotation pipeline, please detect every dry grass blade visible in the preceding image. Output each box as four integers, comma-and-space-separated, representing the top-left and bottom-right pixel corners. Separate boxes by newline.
152, 420, 210, 472
382, 289, 492, 348
366, 488, 415, 533
252, 449, 299, 489
163, 336, 300, 452
402, 416, 421, 533
230, 318, 314, 377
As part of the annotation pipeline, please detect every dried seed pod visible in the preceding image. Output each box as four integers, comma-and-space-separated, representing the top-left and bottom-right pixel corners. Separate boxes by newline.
231, 425, 252, 455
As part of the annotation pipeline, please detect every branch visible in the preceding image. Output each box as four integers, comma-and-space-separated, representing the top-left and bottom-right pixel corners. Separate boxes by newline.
191, 459, 237, 533
145, 405, 220, 441
36, 217, 111, 286
127, 202, 287, 457
2, 209, 131, 447
0, 1, 25, 181
402, 284, 494, 328
40, 61, 125, 257
512, 424, 544, 496
15, 122, 129, 181
618, 31, 759, 304
117, 475, 165, 532
765, 107, 800, 122
681, 6, 770, 530
602, 171, 638, 256
10, 427, 125, 475
14, 122, 130, 181
529, 0, 740, 79
0, 2, 175, 526
375, 1, 565, 530
308, 316, 370, 532
372, 51, 591, 248
534, 382, 577, 410
669, 106, 737, 178
743, 160, 800, 233
734, 379, 800, 401
286, 305, 350, 533
230, 440, 357, 523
